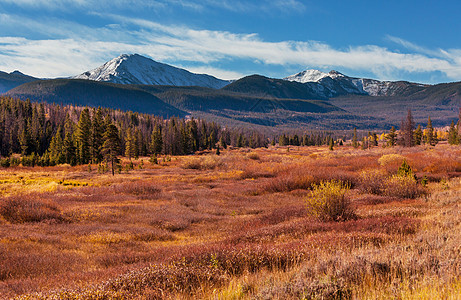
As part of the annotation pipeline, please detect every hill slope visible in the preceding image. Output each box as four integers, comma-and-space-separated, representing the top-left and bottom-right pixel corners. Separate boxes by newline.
6, 79, 185, 118
0, 71, 40, 94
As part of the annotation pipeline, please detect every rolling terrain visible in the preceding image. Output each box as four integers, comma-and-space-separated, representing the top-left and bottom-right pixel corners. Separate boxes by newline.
3, 53, 461, 129
0, 70, 40, 94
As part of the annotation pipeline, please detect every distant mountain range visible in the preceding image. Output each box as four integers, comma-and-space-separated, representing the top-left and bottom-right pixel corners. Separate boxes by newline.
0, 70, 39, 94
2, 53, 461, 130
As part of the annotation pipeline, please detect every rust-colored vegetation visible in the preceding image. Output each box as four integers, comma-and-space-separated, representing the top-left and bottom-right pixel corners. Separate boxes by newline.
0, 144, 460, 299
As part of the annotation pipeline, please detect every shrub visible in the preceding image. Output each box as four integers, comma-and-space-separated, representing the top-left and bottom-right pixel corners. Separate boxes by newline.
358, 169, 387, 195
113, 182, 161, 199
306, 180, 355, 222
265, 173, 314, 193
398, 159, 416, 179
181, 156, 222, 170
383, 175, 424, 199
378, 154, 405, 167
247, 152, 260, 160
0, 196, 62, 223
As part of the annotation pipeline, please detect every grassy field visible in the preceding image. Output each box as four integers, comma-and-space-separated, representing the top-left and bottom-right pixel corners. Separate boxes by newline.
0, 144, 460, 299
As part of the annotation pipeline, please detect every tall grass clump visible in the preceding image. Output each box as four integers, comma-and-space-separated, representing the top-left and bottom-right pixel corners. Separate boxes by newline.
0, 196, 62, 223
306, 180, 355, 222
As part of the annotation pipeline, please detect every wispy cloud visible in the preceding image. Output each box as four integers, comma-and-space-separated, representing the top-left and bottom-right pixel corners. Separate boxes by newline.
0, 12, 461, 82
0, 0, 305, 14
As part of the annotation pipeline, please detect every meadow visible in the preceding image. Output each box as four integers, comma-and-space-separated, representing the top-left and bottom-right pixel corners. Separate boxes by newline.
0, 144, 460, 299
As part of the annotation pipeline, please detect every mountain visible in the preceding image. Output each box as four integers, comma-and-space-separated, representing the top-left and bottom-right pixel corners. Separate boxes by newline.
221, 75, 328, 100
284, 69, 427, 97
135, 84, 340, 113
0, 70, 40, 93
5, 79, 184, 118
73, 54, 231, 89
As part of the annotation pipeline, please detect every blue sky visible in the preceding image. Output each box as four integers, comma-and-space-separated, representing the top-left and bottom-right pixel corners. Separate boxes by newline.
1, 0, 461, 83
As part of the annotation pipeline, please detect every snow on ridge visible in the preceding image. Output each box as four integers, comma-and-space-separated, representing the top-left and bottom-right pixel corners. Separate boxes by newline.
73, 54, 231, 89
284, 69, 329, 83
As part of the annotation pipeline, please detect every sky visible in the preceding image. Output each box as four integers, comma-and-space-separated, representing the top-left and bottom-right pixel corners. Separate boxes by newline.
1, 0, 461, 83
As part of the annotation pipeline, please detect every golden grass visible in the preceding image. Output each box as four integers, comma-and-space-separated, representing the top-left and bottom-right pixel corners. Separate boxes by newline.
0, 145, 459, 299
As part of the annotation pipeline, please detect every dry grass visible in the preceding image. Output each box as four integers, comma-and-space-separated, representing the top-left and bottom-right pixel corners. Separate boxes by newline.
0, 145, 459, 299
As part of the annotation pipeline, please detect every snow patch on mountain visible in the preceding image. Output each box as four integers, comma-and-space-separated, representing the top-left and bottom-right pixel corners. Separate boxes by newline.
74, 54, 231, 89
284, 69, 416, 97
284, 69, 329, 83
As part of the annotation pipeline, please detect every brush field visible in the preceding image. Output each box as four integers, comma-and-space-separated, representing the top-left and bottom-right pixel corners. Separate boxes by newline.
0, 145, 460, 299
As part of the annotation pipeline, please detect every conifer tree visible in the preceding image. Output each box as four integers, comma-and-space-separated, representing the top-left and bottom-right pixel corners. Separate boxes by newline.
125, 127, 134, 160
188, 119, 199, 152
219, 135, 227, 149
328, 137, 334, 151
102, 123, 120, 176
75, 108, 91, 164
91, 108, 104, 163
448, 121, 459, 145
414, 125, 422, 145
150, 124, 163, 155
49, 126, 64, 164
386, 126, 397, 147
400, 109, 415, 147
372, 132, 378, 146
425, 116, 435, 146
19, 124, 30, 155
352, 128, 358, 148
361, 136, 367, 150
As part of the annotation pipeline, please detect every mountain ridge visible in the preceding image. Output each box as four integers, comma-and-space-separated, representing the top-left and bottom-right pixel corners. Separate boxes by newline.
73, 54, 231, 89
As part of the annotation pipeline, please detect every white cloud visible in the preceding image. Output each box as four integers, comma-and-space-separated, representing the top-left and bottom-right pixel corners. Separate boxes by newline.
1, 13, 461, 82
180, 66, 244, 80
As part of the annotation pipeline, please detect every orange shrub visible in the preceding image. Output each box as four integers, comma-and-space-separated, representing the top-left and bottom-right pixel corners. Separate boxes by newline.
358, 169, 387, 195
0, 196, 62, 223
383, 175, 425, 199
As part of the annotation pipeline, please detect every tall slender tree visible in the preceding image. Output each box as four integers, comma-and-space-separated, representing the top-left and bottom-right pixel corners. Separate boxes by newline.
75, 108, 91, 164
414, 125, 422, 145
425, 116, 435, 146
400, 109, 415, 147
91, 107, 104, 163
102, 123, 120, 176
150, 124, 163, 155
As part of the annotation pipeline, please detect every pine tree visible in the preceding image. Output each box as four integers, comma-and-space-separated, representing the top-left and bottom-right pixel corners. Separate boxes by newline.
386, 126, 397, 147
188, 119, 199, 152
372, 133, 378, 147
91, 108, 104, 163
63, 114, 76, 165
352, 128, 358, 148
361, 136, 367, 150
49, 126, 64, 164
125, 127, 134, 160
150, 124, 163, 155
219, 135, 227, 149
425, 116, 435, 146
414, 125, 422, 145
328, 137, 334, 151
102, 123, 120, 176
75, 108, 91, 164
400, 109, 415, 147
448, 121, 459, 145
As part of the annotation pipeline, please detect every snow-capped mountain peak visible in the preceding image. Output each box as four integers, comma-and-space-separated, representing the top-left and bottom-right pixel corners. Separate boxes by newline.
73, 54, 231, 89
283, 69, 329, 83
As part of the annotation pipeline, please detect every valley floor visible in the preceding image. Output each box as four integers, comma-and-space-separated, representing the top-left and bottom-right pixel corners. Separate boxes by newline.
0, 145, 460, 299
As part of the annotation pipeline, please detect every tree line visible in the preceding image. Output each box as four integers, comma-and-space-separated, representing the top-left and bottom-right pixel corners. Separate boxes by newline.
0, 97, 268, 169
